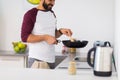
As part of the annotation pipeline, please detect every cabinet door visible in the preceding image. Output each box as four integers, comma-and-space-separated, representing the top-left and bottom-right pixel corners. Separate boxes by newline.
0, 56, 25, 68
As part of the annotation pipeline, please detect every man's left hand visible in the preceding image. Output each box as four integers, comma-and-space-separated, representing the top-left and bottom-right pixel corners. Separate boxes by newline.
59, 28, 73, 37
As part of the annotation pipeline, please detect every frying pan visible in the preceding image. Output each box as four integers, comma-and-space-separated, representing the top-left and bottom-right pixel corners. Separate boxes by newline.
57, 40, 88, 48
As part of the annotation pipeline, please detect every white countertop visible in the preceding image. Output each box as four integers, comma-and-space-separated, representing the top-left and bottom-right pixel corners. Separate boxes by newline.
0, 52, 117, 80
55, 52, 116, 71
0, 50, 28, 56
0, 68, 117, 80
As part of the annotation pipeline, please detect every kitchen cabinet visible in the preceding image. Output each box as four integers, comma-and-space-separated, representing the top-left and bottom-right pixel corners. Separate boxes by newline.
0, 51, 28, 68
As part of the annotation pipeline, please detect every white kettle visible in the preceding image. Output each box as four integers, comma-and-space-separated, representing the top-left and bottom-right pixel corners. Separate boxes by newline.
87, 41, 113, 76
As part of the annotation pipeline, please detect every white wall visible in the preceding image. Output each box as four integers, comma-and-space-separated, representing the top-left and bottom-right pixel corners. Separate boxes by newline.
114, 0, 120, 79
53, 0, 114, 53
0, 0, 25, 51
0, 0, 114, 55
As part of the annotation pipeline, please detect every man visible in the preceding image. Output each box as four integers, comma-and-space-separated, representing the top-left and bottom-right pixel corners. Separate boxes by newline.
21, 0, 72, 69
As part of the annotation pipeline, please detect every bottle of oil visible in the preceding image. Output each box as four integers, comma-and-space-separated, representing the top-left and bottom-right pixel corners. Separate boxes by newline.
68, 61, 76, 75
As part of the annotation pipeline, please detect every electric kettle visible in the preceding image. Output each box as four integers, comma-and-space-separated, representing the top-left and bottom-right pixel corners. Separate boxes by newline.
87, 41, 113, 76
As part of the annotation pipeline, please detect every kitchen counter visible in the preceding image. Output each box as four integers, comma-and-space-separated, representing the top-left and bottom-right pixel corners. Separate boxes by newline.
55, 52, 92, 69
0, 51, 28, 68
0, 52, 117, 80
55, 52, 116, 71
55, 52, 117, 79
0, 68, 117, 80
0, 50, 28, 56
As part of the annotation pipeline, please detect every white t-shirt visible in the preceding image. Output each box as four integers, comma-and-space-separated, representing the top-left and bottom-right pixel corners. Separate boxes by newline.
29, 10, 57, 63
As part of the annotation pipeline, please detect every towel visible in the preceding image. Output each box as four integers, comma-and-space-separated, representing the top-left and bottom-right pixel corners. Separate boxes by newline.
31, 61, 50, 69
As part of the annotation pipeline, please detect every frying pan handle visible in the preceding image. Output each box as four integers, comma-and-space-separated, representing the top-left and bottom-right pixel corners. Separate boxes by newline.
57, 39, 61, 43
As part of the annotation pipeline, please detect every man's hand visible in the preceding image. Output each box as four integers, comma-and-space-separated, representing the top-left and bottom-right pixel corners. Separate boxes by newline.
59, 28, 72, 37
44, 34, 57, 44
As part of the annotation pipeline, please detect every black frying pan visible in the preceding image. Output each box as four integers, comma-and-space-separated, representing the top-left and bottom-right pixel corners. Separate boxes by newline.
57, 40, 88, 48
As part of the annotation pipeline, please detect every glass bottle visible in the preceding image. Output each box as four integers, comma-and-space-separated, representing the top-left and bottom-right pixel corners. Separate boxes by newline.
68, 61, 76, 75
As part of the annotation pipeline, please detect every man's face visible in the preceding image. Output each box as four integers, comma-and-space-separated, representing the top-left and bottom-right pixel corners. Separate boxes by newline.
43, 0, 55, 10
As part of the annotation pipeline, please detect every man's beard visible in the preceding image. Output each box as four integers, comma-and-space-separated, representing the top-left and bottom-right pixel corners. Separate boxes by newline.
43, 1, 53, 10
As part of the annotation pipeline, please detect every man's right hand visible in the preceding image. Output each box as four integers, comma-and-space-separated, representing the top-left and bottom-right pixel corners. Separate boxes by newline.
44, 34, 57, 44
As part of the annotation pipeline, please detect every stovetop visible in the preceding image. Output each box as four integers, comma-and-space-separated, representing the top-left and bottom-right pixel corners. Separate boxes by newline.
55, 56, 92, 69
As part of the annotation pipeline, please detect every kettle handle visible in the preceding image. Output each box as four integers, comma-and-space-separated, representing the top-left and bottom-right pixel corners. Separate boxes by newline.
87, 47, 95, 67
104, 41, 111, 47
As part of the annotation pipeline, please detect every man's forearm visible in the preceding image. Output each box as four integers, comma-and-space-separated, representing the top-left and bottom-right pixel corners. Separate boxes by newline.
27, 34, 45, 43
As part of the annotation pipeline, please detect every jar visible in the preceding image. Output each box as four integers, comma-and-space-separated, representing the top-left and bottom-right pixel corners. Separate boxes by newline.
68, 61, 76, 75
